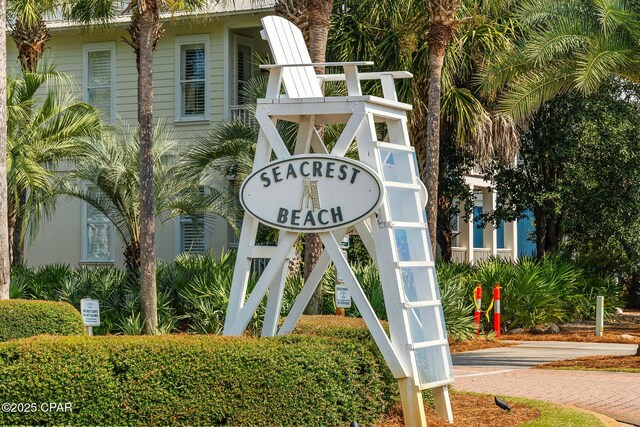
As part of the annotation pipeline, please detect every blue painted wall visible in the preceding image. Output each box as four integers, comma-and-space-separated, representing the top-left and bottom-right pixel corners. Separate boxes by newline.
518, 210, 536, 257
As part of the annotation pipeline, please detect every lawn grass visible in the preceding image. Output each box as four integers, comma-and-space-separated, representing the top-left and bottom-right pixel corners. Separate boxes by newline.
511, 396, 606, 427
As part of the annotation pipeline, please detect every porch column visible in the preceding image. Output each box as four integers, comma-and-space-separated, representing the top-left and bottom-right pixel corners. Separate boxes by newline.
466, 185, 474, 263
504, 220, 518, 261
458, 200, 471, 263
482, 188, 498, 257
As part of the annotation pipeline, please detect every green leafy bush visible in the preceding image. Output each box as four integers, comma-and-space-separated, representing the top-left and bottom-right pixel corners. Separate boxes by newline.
0, 300, 84, 341
469, 255, 622, 329
8, 252, 619, 336
0, 334, 396, 426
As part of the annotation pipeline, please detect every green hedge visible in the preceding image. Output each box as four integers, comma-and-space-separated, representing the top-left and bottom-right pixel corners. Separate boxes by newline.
0, 333, 397, 426
0, 300, 85, 341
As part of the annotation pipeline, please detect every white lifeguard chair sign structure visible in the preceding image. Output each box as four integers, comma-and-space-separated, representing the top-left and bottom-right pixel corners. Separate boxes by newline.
223, 16, 455, 426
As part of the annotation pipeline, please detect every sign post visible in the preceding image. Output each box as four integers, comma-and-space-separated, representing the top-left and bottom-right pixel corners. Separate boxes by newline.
336, 235, 351, 315
80, 298, 100, 336
595, 296, 604, 337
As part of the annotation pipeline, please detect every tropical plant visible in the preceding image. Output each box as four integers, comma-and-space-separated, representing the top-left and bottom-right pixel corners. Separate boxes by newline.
9, 252, 618, 336
482, 0, 640, 121
6, 0, 60, 71
7, 70, 102, 265
58, 122, 233, 281
486, 78, 640, 307
329, 0, 521, 258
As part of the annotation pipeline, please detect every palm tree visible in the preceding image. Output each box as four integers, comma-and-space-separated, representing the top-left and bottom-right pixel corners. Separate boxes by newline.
6, 0, 64, 266
330, 0, 519, 258
67, 0, 206, 334
0, 0, 10, 299
482, 0, 640, 121
6, 70, 103, 263
59, 123, 233, 281
421, 0, 466, 256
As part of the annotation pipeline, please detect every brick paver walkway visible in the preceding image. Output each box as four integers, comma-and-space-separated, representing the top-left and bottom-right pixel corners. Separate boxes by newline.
452, 342, 640, 425
454, 367, 640, 425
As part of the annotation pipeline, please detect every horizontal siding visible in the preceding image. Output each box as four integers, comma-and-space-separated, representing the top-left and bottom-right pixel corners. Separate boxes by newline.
9, 13, 270, 267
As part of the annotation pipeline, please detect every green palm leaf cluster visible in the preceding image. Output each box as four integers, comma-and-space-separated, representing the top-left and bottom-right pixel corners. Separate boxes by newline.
483, 0, 640, 120
329, 0, 521, 165
7, 69, 102, 250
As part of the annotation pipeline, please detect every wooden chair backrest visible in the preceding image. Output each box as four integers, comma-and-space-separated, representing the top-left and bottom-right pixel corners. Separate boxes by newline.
260, 15, 324, 99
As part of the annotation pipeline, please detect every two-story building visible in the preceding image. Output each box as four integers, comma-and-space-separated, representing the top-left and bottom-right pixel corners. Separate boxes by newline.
15, 1, 274, 267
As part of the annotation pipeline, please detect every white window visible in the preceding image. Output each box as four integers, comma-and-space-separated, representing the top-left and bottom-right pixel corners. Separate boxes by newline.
83, 42, 116, 123
451, 212, 460, 247
175, 35, 209, 121
82, 187, 115, 263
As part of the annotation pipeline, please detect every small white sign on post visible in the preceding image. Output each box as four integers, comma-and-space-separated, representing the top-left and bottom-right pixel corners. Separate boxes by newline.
81, 298, 100, 336
335, 284, 352, 309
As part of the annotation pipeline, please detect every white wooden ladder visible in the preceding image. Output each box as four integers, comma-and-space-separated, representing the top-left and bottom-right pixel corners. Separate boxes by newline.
355, 113, 455, 423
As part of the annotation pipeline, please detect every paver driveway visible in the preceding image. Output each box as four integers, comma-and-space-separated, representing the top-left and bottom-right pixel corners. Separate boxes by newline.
452, 341, 639, 425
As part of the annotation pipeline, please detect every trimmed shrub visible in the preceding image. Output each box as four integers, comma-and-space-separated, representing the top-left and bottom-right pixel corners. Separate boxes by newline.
0, 334, 397, 426
0, 300, 84, 341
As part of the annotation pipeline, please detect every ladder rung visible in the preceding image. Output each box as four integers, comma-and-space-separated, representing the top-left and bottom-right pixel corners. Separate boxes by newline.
376, 141, 415, 152
411, 339, 449, 350
404, 300, 441, 309
390, 221, 428, 229
418, 378, 455, 391
396, 261, 435, 268
384, 182, 422, 190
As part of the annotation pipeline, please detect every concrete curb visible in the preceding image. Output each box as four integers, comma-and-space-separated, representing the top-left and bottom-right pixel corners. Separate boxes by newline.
564, 405, 624, 427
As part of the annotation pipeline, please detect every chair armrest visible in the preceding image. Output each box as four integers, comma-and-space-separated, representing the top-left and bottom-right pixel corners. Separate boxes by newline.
318, 71, 413, 82
259, 61, 374, 69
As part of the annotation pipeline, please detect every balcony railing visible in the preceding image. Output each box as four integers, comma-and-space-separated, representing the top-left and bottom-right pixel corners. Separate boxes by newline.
229, 105, 257, 127
451, 247, 467, 263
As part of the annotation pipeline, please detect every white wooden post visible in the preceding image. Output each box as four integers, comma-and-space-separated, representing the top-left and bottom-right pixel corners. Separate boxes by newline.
595, 295, 604, 337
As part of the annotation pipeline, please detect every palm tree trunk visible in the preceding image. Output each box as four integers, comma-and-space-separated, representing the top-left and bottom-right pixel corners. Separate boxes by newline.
10, 191, 26, 266
0, 0, 10, 299
137, 4, 158, 335
124, 240, 141, 284
436, 197, 453, 262
303, 0, 333, 315
423, 21, 452, 258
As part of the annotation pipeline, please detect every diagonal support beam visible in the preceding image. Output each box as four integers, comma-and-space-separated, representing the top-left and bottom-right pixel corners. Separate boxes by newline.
331, 113, 366, 157
224, 232, 298, 335
255, 109, 292, 159
277, 228, 348, 336
320, 233, 409, 379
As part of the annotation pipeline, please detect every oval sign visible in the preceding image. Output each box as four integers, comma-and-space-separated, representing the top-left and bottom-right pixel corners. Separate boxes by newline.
240, 155, 384, 232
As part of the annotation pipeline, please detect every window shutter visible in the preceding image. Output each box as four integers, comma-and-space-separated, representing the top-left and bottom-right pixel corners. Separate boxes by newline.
87, 50, 113, 121
181, 216, 206, 254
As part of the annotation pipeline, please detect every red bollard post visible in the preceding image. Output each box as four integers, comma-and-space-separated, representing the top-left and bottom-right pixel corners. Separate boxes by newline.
493, 284, 501, 338
474, 284, 482, 336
